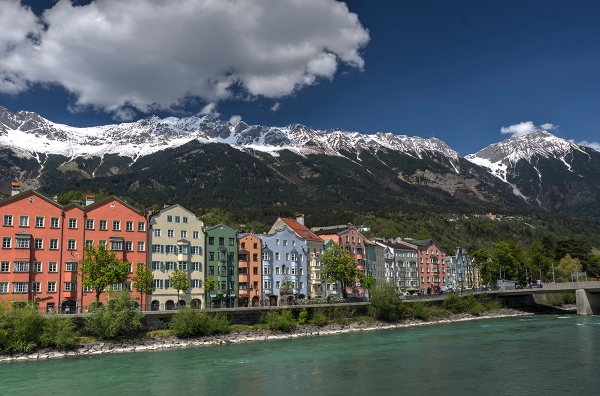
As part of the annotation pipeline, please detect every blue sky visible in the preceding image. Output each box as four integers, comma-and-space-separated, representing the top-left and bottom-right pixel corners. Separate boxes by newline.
1, 0, 599, 155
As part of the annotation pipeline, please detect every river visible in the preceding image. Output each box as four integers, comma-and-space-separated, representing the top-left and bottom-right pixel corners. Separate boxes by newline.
2, 314, 599, 395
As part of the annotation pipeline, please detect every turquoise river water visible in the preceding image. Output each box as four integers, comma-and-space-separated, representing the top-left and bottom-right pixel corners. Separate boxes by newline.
2, 314, 600, 395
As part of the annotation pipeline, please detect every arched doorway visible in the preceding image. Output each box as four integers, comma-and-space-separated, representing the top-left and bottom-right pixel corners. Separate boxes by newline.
252, 296, 260, 307
269, 296, 277, 306
150, 300, 160, 311
190, 298, 201, 309
165, 300, 175, 310
178, 300, 186, 307
61, 300, 77, 314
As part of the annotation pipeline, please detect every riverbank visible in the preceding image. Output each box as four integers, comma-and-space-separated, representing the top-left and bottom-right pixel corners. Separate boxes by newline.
1, 307, 565, 364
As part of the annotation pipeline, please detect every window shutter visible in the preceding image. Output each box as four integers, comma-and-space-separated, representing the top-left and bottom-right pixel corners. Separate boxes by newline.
161, 245, 165, 253
160, 261, 164, 270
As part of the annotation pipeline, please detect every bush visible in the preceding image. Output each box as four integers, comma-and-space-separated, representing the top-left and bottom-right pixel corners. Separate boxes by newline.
369, 282, 404, 321
311, 313, 328, 327
169, 308, 230, 338
0, 305, 44, 352
84, 292, 143, 339
40, 316, 76, 348
298, 308, 308, 325
411, 302, 431, 320
265, 310, 296, 332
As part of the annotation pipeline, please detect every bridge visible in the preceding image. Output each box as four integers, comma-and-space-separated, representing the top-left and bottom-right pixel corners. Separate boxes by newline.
489, 281, 600, 315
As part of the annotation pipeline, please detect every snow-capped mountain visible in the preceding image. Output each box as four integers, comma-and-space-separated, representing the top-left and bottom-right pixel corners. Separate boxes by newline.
466, 131, 600, 210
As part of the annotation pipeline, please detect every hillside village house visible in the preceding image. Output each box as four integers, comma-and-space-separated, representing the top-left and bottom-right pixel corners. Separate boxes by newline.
149, 204, 205, 310
237, 233, 262, 307
269, 215, 324, 299
0, 185, 149, 313
260, 226, 308, 306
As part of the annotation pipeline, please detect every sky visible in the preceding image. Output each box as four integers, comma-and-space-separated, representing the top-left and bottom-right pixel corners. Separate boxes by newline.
1, 0, 600, 155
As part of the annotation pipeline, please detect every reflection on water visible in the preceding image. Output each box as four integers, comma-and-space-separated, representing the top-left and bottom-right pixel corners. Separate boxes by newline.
3, 315, 600, 395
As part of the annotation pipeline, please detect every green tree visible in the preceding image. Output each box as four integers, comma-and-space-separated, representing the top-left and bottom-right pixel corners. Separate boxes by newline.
362, 274, 376, 297
490, 239, 524, 282
321, 242, 364, 299
279, 275, 293, 295
132, 263, 155, 311
79, 243, 131, 303
204, 277, 219, 309
169, 268, 191, 307
558, 254, 581, 282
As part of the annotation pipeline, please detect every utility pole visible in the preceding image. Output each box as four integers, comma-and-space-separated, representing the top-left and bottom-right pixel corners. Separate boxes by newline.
552, 262, 555, 283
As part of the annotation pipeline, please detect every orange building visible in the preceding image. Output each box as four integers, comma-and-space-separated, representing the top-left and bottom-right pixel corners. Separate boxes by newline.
238, 233, 262, 307
0, 188, 150, 313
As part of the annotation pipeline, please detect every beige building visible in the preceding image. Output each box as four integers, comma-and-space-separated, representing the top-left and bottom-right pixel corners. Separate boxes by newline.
149, 205, 205, 310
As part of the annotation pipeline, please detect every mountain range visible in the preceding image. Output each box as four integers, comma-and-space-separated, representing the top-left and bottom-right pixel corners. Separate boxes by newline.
1, 106, 599, 214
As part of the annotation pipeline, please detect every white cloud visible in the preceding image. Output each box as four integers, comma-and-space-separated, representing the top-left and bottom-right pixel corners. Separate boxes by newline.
0, 0, 369, 119
228, 115, 242, 125
270, 102, 281, 112
500, 121, 557, 137
576, 140, 600, 152
198, 103, 220, 117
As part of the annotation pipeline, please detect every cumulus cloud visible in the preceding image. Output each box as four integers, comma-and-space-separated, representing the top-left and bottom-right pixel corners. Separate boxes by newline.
198, 103, 220, 117
270, 102, 281, 112
228, 115, 242, 125
500, 121, 557, 137
0, 0, 369, 119
576, 140, 600, 152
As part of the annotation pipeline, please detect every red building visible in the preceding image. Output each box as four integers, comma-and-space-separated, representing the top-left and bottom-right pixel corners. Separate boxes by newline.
238, 233, 262, 307
0, 188, 150, 313
409, 239, 447, 294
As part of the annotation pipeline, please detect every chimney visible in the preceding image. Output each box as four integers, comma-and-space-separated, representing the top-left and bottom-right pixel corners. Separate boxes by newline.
295, 213, 304, 226
53, 195, 58, 202
85, 195, 95, 206
11, 182, 21, 196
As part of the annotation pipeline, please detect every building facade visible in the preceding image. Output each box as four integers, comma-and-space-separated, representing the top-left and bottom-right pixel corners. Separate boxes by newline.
205, 224, 238, 308
261, 226, 308, 305
408, 239, 447, 294
238, 233, 262, 307
149, 204, 205, 310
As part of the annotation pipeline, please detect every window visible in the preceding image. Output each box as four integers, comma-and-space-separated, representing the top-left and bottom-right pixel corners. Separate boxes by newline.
285, 253, 290, 261
20, 216, 29, 227
228, 238, 234, 246
99, 220, 107, 230
229, 281, 235, 290
299, 268, 303, 275
264, 281, 272, 289
1, 262, 9, 272
183, 216, 188, 223
137, 242, 145, 251
209, 237, 215, 245
178, 262, 188, 270
168, 230, 174, 238
125, 241, 133, 251
178, 245, 189, 254
228, 252, 234, 261
48, 282, 56, 292
291, 268, 297, 275
152, 244, 163, 253
110, 241, 123, 251
275, 252, 280, 260
13, 282, 28, 293
263, 267, 271, 275
167, 215, 172, 222
151, 261, 162, 270
193, 262, 202, 271
3, 215, 13, 226
86, 219, 94, 229
99, 240, 106, 246
49, 262, 57, 272
299, 282, 304, 289
64, 282, 77, 292
219, 266, 226, 276
2, 237, 10, 248
275, 281, 280, 289
275, 239, 280, 245
50, 217, 59, 228
84, 240, 93, 247
67, 239, 76, 250
166, 262, 175, 270
209, 252, 214, 261
193, 231, 199, 239
219, 237, 224, 245
34, 262, 42, 272
68, 218, 76, 229
154, 229, 161, 237
16, 238, 30, 249
165, 280, 171, 289
253, 253, 258, 262
109, 283, 122, 291
208, 266, 215, 275
32, 282, 41, 293
126, 221, 133, 231
253, 267, 258, 275
229, 266, 234, 276
65, 261, 76, 272
283, 240, 288, 246
262, 252, 270, 260
0, 282, 8, 293
138, 222, 145, 232
125, 282, 132, 291
35, 217, 44, 227
192, 279, 200, 288
154, 279, 163, 289
113, 220, 120, 231
181, 230, 187, 238
84, 285, 93, 292
175, 216, 180, 223
275, 267, 281, 275
34, 238, 43, 249
192, 246, 201, 254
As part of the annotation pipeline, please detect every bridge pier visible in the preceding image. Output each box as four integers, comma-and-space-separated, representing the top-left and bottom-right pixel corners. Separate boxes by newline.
575, 289, 600, 315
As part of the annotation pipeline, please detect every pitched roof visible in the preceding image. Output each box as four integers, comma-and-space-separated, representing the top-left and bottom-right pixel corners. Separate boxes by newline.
377, 240, 418, 250
278, 218, 322, 242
